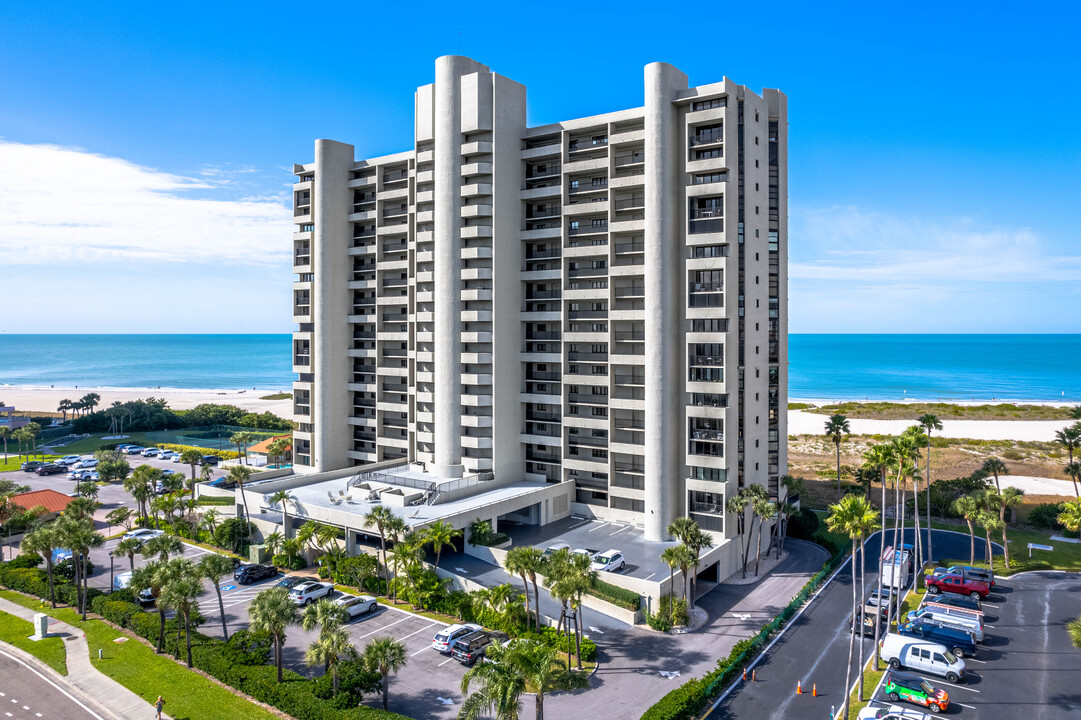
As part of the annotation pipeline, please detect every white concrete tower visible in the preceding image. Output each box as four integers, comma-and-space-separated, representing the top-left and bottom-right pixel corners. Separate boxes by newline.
643, 63, 688, 541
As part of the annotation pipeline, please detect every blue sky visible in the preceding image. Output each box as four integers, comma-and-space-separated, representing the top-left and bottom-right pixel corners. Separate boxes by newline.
1, 0, 1078, 333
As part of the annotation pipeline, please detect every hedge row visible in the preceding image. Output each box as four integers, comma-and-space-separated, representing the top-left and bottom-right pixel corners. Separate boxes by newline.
1, 562, 408, 720
156, 443, 243, 461
640, 546, 849, 720
590, 577, 641, 611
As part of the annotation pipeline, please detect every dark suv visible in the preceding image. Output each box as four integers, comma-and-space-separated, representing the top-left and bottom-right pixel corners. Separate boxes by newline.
899, 620, 977, 658
21, 461, 45, 472
36, 463, 66, 475
234, 563, 278, 585
201, 455, 221, 466
451, 630, 508, 665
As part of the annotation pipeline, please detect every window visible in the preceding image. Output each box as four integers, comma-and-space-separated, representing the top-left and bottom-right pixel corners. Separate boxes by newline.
590, 302, 606, 311
591, 365, 606, 375
591, 280, 608, 289
591, 260, 607, 269
591, 407, 608, 417
690, 318, 728, 332
591, 218, 607, 228
691, 98, 726, 111
691, 245, 727, 259
592, 176, 605, 187
694, 172, 726, 184
695, 148, 722, 160
570, 179, 579, 190
570, 221, 579, 231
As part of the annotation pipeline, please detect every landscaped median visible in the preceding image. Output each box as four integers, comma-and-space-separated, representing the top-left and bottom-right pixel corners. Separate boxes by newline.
845, 586, 925, 716
0, 608, 68, 675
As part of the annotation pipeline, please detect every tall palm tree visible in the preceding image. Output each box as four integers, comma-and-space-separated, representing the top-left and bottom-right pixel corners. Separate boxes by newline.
21, 524, 61, 608
505, 546, 544, 631
125, 465, 161, 522
248, 587, 299, 682
384, 516, 409, 602
1055, 424, 1081, 469
179, 449, 202, 482
266, 436, 291, 468
978, 511, 1003, 568
0, 426, 10, 461
852, 500, 880, 701
226, 465, 255, 540
423, 519, 462, 568
141, 534, 183, 563
128, 562, 164, 649
918, 414, 943, 563
953, 495, 982, 565
307, 627, 356, 697
987, 487, 1023, 569
752, 499, 777, 577
1063, 460, 1081, 499
364, 505, 394, 587
903, 425, 928, 572
57, 399, 74, 422
660, 545, 683, 610
199, 553, 235, 640
65, 496, 100, 521
981, 457, 1008, 493
112, 537, 142, 572
824, 414, 852, 500
55, 516, 103, 620
488, 639, 588, 720
458, 640, 526, 720
230, 431, 256, 465
80, 392, 101, 415
362, 636, 407, 711
725, 491, 751, 579
160, 561, 203, 667
389, 535, 425, 606
302, 597, 349, 638
268, 489, 297, 539
667, 517, 713, 607
826, 494, 877, 720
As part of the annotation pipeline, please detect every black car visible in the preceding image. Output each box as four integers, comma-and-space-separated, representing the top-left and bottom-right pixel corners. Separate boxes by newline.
21, 461, 45, 472
233, 563, 277, 585
201, 455, 221, 466
899, 620, 977, 658
275, 576, 307, 591
36, 463, 66, 475
925, 594, 982, 612
450, 630, 509, 665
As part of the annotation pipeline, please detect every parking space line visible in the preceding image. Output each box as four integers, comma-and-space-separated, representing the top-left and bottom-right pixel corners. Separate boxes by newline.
378, 602, 449, 627
956, 703, 977, 709
355, 617, 408, 640
981, 603, 999, 608
965, 658, 985, 663
608, 525, 629, 536
932, 679, 979, 693
411, 646, 434, 657
642, 573, 655, 581
587, 522, 610, 533
397, 623, 437, 642
438, 657, 456, 666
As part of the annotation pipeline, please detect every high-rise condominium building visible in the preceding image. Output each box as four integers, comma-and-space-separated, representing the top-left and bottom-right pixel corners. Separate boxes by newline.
291, 56, 787, 542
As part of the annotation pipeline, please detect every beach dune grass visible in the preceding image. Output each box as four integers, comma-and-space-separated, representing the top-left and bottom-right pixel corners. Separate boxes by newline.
0, 609, 68, 675
0, 591, 279, 720
797, 402, 1077, 421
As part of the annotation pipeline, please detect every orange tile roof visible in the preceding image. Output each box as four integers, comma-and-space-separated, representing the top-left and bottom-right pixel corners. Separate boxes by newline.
248, 435, 292, 455
11, 489, 74, 514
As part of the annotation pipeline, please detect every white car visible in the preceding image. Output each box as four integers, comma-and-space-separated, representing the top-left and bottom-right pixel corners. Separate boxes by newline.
333, 594, 379, 618
72, 458, 98, 469
124, 446, 146, 455
590, 549, 626, 573
542, 542, 571, 558
123, 528, 165, 545
160, 468, 177, 476
69, 469, 98, 481
141, 448, 160, 457
432, 623, 481, 653
570, 548, 594, 563
289, 581, 335, 606
172, 453, 186, 462
158, 450, 177, 460
56, 455, 82, 467
857, 705, 937, 720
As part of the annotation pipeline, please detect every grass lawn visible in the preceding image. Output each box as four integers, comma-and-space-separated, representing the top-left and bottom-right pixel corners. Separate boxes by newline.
0, 455, 61, 472
195, 496, 234, 506
0, 591, 278, 720
55, 433, 157, 454
0, 610, 68, 675
900, 518, 1081, 575
795, 401, 1077, 421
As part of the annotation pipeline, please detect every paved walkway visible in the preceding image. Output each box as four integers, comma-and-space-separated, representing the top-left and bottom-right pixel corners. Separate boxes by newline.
0, 597, 168, 720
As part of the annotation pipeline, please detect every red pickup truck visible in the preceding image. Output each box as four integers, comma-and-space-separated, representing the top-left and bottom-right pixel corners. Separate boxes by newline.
926, 572, 990, 600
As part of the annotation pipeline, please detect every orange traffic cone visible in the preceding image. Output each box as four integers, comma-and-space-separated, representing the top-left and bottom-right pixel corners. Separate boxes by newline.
753, 669, 758, 682
743, 668, 747, 682
797, 681, 802, 695
812, 683, 818, 697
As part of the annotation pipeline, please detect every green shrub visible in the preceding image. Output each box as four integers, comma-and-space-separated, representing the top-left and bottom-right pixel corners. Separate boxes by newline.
222, 629, 273, 666
157, 443, 243, 461
590, 577, 640, 610
272, 553, 307, 571
519, 626, 597, 662
6, 554, 43, 570
785, 507, 821, 540
1028, 502, 1067, 530
311, 659, 381, 708
640, 677, 707, 720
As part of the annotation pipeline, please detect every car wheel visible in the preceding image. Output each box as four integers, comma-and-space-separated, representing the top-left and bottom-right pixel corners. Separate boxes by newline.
929, 704, 941, 714
946, 672, 959, 683
927, 585, 939, 594
889, 658, 900, 669
369, 603, 377, 613
619, 562, 625, 571
952, 647, 965, 658
305, 598, 312, 606
969, 592, 981, 600
887, 692, 900, 702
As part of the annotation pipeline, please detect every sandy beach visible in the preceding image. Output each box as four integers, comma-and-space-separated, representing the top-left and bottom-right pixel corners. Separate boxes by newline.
788, 409, 1074, 442
1, 385, 294, 419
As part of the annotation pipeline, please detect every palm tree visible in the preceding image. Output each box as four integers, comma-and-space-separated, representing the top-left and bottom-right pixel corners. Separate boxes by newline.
390, 536, 425, 606
458, 640, 526, 720
981, 457, 1008, 493
128, 562, 164, 650
267, 436, 291, 468
953, 495, 982, 565
227, 465, 255, 539
824, 414, 852, 499
852, 500, 880, 701
112, 537, 142, 572
918, 414, 943, 562
65, 496, 99, 521
1055, 424, 1081, 469
21, 524, 61, 608
505, 546, 544, 631
1058, 499, 1081, 534
725, 491, 751, 578
660, 545, 683, 610
1064, 461, 1081, 499
751, 499, 777, 577
142, 534, 183, 563
268, 489, 297, 539
198, 553, 235, 640
160, 561, 203, 667
489, 639, 589, 720
125, 465, 160, 522
231, 431, 256, 465
826, 494, 878, 719
362, 636, 407, 711
364, 505, 394, 587
978, 511, 1003, 568
423, 519, 462, 568
55, 515, 103, 620
302, 597, 349, 637
991, 487, 1023, 569
667, 517, 713, 607
307, 627, 356, 697
179, 449, 202, 482
384, 516, 409, 602
0, 427, 10, 461
80, 392, 101, 415
774, 502, 796, 557
57, 399, 74, 422
248, 587, 299, 682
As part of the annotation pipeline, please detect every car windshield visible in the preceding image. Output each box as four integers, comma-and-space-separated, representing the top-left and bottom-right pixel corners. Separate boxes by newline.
919, 679, 934, 694
596, 556, 611, 565
942, 650, 958, 663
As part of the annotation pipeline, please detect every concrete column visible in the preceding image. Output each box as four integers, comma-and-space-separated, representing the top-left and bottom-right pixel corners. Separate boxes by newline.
312, 139, 354, 473
643, 63, 688, 541
431, 56, 475, 478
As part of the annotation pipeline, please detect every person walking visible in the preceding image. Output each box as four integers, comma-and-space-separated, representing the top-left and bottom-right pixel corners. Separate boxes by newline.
154, 695, 165, 719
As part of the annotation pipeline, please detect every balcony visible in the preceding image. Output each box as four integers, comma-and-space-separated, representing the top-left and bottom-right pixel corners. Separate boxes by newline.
613, 461, 644, 474
689, 355, 724, 366
614, 241, 644, 254
614, 374, 645, 386
614, 196, 644, 211
613, 286, 645, 298
689, 129, 724, 148
526, 164, 561, 179
527, 207, 561, 219
568, 179, 607, 194
526, 248, 561, 260
382, 170, 409, 185
689, 209, 724, 235
526, 330, 560, 340
568, 136, 607, 152
568, 221, 607, 236
613, 331, 644, 342
294, 254, 311, 266
690, 429, 724, 441
614, 150, 644, 167
293, 355, 310, 367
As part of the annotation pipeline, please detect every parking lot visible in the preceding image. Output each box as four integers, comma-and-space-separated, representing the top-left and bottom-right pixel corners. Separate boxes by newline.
502, 515, 676, 582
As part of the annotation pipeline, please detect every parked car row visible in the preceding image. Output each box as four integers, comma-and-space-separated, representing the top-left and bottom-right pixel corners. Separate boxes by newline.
865, 564, 1001, 718
541, 543, 627, 573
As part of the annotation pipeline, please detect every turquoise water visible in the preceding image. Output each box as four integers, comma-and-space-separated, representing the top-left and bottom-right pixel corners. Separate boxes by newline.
0, 334, 1078, 401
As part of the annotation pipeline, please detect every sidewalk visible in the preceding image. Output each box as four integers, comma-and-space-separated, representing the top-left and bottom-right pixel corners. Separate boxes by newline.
0, 597, 169, 720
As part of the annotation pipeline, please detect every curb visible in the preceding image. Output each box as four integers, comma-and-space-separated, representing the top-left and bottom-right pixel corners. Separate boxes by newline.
0, 639, 126, 720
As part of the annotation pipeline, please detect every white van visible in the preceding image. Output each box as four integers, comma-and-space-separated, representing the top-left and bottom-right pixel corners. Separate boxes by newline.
879, 633, 966, 683
906, 607, 984, 642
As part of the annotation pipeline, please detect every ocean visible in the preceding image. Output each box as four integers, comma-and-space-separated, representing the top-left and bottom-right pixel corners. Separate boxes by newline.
1, 334, 1079, 402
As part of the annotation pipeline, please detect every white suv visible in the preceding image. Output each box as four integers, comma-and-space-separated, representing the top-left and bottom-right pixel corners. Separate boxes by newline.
289, 581, 335, 606
432, 623, 481, 653
56, 455, 82, 467
590, 549, 626, 573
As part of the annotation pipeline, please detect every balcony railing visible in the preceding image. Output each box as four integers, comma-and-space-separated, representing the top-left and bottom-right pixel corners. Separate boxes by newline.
526, 331, 560, 340
527, 248, 561, 260
527, 207, 561, 219
293, 355, 310, 366
614, 151, 644, 167
614, 375, 645, 385
689, 129, 724, 147
614, 331, 644, 341
568, 222, 607, 236
294, 255, 311, 266
383, 170, 408, 184
613, 286, 645, 298
614, 461, 644, 474
568, 137, 607, 151
614, 197, 644, 210
567, 393, 607, 404
382, 207, 409, 218
293, 305, 310, 317
568, 179, 607, 193
690, 500, 725, 515
526, 290, 560, 300
527, 371, 561, 382
526, 410, 561, 422
691, 429, 724, 441
689, 355, 724, 366
615, 241, 644, 254
526, 164, 561, 179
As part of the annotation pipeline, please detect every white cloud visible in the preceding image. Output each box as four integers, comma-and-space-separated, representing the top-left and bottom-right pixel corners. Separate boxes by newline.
790, 205, 1081, 283
0, 141, 293, 265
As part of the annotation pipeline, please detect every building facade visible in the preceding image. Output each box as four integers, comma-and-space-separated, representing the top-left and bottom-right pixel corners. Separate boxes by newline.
292, 56, 787, 542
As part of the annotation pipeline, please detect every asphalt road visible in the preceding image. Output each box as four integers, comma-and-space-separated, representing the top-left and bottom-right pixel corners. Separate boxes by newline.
706, 528, 994, 720
0, 650, 104, 720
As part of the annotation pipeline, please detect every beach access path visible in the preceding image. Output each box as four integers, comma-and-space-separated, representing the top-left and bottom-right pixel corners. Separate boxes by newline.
788, 409, 1074, 443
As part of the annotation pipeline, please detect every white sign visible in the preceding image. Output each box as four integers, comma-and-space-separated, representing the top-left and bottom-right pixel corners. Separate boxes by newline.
1028, 543, 1053, 557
